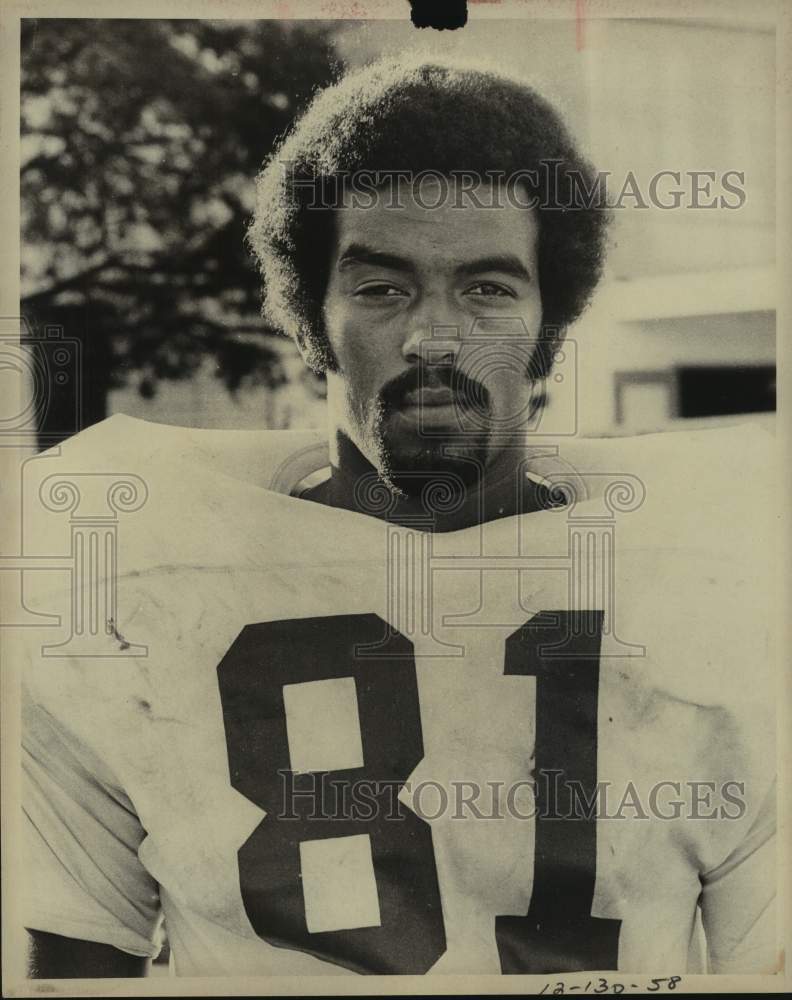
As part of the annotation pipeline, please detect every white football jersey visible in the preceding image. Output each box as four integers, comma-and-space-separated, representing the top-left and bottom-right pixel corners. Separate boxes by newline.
18, 416, 776, 976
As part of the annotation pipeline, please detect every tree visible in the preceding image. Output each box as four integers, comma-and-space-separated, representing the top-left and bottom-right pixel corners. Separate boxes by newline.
21, 18, 338, 445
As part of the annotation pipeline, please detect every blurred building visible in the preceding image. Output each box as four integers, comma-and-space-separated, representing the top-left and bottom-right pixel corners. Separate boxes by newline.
108, 14, 775, 436
109, 335, 327, 430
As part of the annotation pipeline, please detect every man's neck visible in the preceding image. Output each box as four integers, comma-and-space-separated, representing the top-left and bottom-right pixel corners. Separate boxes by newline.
298, 437, 557, 532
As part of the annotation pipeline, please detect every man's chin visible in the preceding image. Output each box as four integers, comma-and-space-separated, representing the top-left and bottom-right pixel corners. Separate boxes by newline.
379, 436, 491, 492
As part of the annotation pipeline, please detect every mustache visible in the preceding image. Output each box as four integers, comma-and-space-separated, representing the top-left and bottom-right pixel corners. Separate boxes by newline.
379, 364, 490, 413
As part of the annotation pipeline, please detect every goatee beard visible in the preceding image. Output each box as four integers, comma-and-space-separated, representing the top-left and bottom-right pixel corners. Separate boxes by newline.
360, 365, 493, 498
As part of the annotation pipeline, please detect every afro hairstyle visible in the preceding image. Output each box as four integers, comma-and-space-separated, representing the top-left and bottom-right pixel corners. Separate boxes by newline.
248, 57, 611, 376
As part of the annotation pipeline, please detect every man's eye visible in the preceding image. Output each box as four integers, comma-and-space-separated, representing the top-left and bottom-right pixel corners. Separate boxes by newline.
353, 283, 407, 297
466, 282, 515, 298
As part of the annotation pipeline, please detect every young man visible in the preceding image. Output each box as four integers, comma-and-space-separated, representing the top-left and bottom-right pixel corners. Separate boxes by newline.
21, 59, 775, 978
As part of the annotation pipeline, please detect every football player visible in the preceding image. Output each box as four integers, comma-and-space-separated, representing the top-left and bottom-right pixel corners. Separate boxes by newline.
21, 59, 775, 978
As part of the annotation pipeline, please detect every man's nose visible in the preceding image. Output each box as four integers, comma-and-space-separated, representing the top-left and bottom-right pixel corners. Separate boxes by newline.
401, 302, 463, 364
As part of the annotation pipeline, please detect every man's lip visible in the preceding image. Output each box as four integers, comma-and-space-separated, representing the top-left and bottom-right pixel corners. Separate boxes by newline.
403, 387, 457, 407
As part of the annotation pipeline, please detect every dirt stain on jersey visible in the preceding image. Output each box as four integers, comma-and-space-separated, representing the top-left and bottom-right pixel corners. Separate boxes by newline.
107, 617, 131, 650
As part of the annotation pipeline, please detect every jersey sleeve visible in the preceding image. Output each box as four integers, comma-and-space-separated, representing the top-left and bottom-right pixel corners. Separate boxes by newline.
699, 778, 777, 974
22, 680, 163, 958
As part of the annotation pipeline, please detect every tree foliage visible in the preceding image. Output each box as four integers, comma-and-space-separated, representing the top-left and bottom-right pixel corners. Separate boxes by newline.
21, 18, 338, 436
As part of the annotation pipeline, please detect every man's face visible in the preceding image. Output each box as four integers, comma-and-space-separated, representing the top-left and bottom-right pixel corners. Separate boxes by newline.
321, 177, 543, 491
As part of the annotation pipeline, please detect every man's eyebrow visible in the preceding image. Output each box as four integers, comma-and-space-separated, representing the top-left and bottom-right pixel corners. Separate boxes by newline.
336, 246, 532, 282
455, 254, 532, 282
337, 244, 415, 273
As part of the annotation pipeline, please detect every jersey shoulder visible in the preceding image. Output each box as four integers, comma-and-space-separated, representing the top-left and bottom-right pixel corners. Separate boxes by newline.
42, 413, 327, 491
